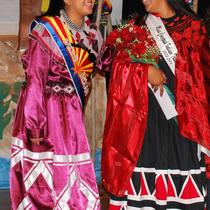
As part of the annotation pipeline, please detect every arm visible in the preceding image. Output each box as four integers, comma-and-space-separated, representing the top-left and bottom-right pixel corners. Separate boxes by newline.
23, 29, 50, 142
102, 51, 149, 196
148, 65, 166, 96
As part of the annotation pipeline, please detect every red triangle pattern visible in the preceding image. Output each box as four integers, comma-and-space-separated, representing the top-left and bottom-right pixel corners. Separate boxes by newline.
127, 180, 136, 195
127, 172, 203, 202
109, 205, 122, 210
179, 176, 201, 199
140, 173, 150, 196
167, 176, 176, 197
155, 175, 167, 200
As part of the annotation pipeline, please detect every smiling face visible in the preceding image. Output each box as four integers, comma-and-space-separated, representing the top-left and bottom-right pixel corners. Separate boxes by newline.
65, 0, 95, 17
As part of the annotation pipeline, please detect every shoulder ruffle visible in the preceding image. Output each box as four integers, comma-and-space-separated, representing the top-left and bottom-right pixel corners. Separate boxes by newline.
30, 21, 65, 66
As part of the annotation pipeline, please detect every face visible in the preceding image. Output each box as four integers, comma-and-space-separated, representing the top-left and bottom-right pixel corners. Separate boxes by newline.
65, 0, 96, 17
141, 0, 163, 13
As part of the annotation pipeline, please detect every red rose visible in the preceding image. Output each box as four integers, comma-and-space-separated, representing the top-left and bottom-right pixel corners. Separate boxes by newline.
106, 30, 121, 45
132, 25, 139, 34
147, 39, 155, 47
117, 50, 131, 63
137, 27, 148, 41
131, 42, 146, 56
132, 26, 147, 39
136, 43, 147, 54
191, 20, 201, 31
130, 47, 139, 56
127, 43, 134, 50
121, 28, 133, 43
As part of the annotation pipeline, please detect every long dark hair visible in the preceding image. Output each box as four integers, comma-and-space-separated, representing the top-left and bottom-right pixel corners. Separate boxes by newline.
168, 0, 197, 17
136, 0, 198, 23
40, 0, 65, 17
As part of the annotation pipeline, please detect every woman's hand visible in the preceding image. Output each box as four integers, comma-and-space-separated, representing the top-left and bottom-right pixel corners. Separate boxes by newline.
31, 138, 43, 145
148, 65, 166, 96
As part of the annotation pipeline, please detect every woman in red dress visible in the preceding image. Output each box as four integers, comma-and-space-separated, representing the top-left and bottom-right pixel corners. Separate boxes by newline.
101, 0, 210, 209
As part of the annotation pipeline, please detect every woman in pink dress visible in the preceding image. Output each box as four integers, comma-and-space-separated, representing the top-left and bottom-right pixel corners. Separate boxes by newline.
10, 0, 103, 209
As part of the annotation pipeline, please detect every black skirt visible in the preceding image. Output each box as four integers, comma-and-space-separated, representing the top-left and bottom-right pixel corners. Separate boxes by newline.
109, 58, 209, 210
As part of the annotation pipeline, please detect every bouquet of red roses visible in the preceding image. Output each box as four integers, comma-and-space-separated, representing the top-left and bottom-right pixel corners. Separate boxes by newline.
106, 19, 160, 67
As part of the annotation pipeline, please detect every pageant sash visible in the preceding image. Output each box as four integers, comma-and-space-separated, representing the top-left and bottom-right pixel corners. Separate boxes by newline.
146, 14, 178, 120
146, 13, 177, 74
31, 17, 92, 108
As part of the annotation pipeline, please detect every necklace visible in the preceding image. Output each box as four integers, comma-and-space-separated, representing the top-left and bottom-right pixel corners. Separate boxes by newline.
59, 10, 95, 65
60, 10, 84, 32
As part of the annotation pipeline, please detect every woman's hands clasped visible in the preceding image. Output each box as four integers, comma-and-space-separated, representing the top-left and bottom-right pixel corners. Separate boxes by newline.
148, 65, 166, 96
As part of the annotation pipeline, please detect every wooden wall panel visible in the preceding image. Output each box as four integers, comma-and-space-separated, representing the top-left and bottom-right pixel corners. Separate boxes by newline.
19, 0, 41, 49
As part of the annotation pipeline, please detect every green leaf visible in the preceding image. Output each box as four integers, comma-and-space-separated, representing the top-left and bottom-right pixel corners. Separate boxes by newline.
0, 112, 12, 140
0, 100, 11, 116
0, 82, 10, 101
130, 55, 159, 68
13, 81, 22, 93
12, 81, 22, 103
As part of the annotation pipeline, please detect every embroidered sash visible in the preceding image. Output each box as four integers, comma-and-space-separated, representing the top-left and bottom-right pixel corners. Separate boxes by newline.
31, 16, 95, 108
146, 14, 178, 120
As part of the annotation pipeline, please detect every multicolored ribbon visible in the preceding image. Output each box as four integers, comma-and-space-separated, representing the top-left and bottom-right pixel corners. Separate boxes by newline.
31, 17, 94, 108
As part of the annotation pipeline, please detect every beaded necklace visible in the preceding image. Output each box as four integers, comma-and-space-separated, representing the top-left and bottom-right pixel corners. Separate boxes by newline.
60, 10, 85, 32
59, 10, 96, 65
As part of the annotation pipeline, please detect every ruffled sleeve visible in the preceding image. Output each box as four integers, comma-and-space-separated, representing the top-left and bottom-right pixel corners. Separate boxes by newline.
198, 26, 210, 178
171, 20, 210, 158
102, 49, 149, 196
199, 27, 210, 122
23, 27, 50, 139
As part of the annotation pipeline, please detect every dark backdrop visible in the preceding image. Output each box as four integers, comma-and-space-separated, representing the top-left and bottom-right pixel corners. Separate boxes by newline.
122, 0, 144, 19
198, 0, 210, 18
122, 0, 210, 19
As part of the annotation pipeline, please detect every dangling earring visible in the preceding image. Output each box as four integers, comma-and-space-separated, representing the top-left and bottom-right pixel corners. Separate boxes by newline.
41, 0, 50, 14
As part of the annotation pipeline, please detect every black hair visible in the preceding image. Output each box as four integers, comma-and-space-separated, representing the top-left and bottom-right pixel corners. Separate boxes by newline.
203, 5, 210, 36
38, 0, 95, 20
168, 0, 197, 17
136, 0, 198, 24
40, 0, 65, 17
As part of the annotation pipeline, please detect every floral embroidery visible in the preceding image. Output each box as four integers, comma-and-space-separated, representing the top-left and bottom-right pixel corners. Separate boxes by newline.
171, 19, 205, 48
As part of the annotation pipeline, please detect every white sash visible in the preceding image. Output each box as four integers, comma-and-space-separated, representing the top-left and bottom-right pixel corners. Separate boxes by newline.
145, 14, 178, 120
146, 13, 177, 74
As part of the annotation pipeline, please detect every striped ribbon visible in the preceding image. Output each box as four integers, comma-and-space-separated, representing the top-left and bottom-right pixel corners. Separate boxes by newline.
31, 16, 86, 108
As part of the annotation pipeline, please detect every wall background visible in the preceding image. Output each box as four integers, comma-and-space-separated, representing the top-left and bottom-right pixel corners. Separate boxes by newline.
0, 0, 207, 191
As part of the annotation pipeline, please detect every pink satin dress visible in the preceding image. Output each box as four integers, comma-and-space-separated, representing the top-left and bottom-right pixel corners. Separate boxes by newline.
10, 16, 103, 210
